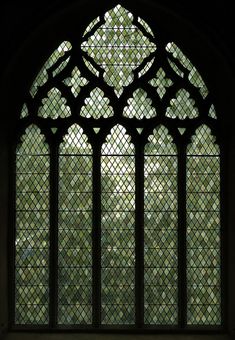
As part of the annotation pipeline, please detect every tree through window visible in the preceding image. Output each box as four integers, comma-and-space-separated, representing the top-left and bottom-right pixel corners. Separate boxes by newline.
13, 3, 222, 329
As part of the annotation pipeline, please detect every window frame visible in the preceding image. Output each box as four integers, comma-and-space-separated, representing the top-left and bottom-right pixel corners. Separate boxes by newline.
6, 0, 228, 333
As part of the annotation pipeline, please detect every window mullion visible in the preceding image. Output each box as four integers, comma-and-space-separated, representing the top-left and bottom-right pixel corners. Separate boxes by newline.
135, 142, 144, 327
92, 144, 101, 327
177, 142, 187, 328
49, 142, 59, 327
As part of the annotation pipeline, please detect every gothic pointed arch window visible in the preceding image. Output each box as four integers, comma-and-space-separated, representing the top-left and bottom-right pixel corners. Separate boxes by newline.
12, 3, 223, 330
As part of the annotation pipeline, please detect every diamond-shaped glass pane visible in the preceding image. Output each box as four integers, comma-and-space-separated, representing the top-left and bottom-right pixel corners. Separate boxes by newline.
52, 57, 70, 78
81, 5, 156, 96
38, 87, 71, 119
20, 103, 29, 119
101, 125, 135, 324
187, 125, 221, 325
144, 125, 178, 325
209, 104, 217, 119
15, 125, 49, 325
123, 89, 157, 119
166, 42, 209, 99
80, 87, 114, 118
58, 124, 92, 325
30, 41, 72, 98
166, 89, 199, 119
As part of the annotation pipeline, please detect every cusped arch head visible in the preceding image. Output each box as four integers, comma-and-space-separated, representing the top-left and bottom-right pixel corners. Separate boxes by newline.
187, 125, 219, 155
60, 124, 92, 155
102, 124, 134, 155
17, 124, 49, 154
145, 125, 177, 155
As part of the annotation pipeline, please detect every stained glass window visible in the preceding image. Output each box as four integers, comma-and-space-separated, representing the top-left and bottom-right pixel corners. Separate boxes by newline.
14, 3, 222, 330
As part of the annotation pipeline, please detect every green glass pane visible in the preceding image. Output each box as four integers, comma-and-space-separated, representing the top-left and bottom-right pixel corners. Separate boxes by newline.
52, 57, 70, 77
209, 104, 217, 119
58, 124, 92, 325
38, 87, 71, 119
188, 126, 219, 156
60, 124, 92, 155
58, 305, 92, 325
123, 88, 157, 119
145, 126, 177, 155
80, 87, 114, 118
187, 305, 221, 325
166, 42, 209, 99
187, 125, 221, 325
149, 68, 173, 99
144, 125, 178, 325
83, 16, 100, 37
15, 305, 48, 325
166, 89, 199, 119
81, 5, 156, 96
58, 211, 92, 229
138, 58, 155, 78
101, 304, 135, 325
15, 267, 48, 286
63, 67, 88, 97
144, 304, 177, 325
15, 125, 49, 325
20, 103, 29, 119
101, 125, 135, 324
137, 17, 154, 37
102, 211, 135, 229
167, 58, 184, 77
30, 41, 72, 97
102, 125, 134, 155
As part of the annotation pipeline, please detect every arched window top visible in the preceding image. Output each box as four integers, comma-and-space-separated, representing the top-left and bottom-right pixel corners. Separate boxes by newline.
19, 3, 218, 123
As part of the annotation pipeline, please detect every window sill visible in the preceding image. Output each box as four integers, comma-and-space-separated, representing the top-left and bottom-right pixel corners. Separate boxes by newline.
2, 332, 233, 340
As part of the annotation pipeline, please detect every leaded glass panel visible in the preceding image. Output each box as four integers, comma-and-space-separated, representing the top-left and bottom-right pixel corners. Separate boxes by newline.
80, 88, 114, 119
38, 88, 71, 119
81, 4, 156, 96
101, 125, 135, 324
166, 42, 209, 99
144, 126, 178, 325
58, 124, 93, 324
123, 89, 157, 119
187, 125, 221, 325
30, 41, 72, 98
15, 125, 49, 325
